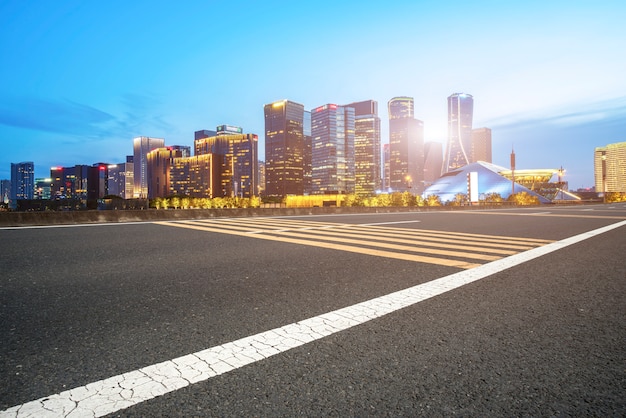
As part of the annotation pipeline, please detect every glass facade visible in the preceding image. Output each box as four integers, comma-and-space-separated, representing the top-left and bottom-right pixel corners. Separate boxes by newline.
388, 97, 424, 193
348, 100, 381, 195
471, 127, 492, 163
264, 100, 305, 196
133, 136, 165, 198
10, 161, 34, 208
311, 104, 355, 194
444, 93, 474, 173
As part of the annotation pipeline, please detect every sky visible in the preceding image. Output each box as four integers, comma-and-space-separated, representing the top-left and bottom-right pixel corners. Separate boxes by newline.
1, 0, 625, 190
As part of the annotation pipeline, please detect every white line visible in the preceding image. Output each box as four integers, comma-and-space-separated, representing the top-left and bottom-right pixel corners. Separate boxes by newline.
2, 220, 625, 418
358, 220, 422, 226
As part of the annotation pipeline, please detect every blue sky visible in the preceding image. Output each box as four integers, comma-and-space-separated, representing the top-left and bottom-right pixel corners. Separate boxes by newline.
1, 0, 625, 190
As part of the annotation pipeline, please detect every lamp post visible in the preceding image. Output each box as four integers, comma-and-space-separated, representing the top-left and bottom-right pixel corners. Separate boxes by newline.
601, 152, 607, 203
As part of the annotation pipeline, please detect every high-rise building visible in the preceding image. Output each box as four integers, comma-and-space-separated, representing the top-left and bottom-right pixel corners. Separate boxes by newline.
147, 146, 191, 198
170, 154, 219, 198
195, 129, 217, 141
194, 133, 258, 198
383, 143, 390, 191
49, 164, 107, 203
471, 127, 492, 163
10, 161, 34, 209
388, 97, 424, 193
303, 110, 312, 195
264, 100, 305, 197
107, 156, 134, 199
133, 136, 165, 198
348, 100, 381, 195
34, 178, 53, 200
594, 141, 626, 193
311, 104, 355, 194
423, 141, 443, 186
444, 93, 474, 173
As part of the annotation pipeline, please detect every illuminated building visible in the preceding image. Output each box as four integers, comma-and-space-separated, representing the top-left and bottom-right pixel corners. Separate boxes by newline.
303, 110, 312, 194
194, 133, 258, 197
388, 97, 424, 193
264, 100, 305, 196
347, 100, 381, 195
107, 156, 134, 199
10, 161, 34, 209
444, 93, 473, 173
383, 144, 390, 191
133, 136, 165, 198
147, 146, 191, 198
311, 104, 355, 194
49, 164, 109, 203
594, 141, 626, 193
1, 179, 10, 204
195, 129, 217, 140
34, 178, 52, 200
170, 154, 219, 198
471, 127, 492, 163
216, 125, 243, 136
423, 141, 443, 186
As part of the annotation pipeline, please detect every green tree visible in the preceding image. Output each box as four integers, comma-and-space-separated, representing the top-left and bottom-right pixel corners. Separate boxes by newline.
171, 196, 181, 209
424, 194, 442, 207
401, 191, 414, 207
153, 197, 163, 210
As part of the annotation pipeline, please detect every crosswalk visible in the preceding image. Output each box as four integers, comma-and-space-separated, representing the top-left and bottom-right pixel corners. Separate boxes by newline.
155, 218, 553, 270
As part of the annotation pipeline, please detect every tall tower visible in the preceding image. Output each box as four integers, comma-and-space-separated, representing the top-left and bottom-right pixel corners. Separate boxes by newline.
311, 104, 355, 194
594, 141, 626, 193
10, 161, 34, 209
264, 100, 305, 197
444, 93, 473, 173
471, 127, 492, 163
388, 97, 424, 193
347, 100, 381, 195
423, 141, 443, 186
133, 136, 165, 198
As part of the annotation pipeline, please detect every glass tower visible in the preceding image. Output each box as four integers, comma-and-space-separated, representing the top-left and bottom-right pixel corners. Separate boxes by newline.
444, 93, 474, 173
388, 97, 424, 193
133, 136, 165, 198
311, 104, 355, 194
348, 100, 381, 195
10, 161, 34, 209
264, 100, 305, 197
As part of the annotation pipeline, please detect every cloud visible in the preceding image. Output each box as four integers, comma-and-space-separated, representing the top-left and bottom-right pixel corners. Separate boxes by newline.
0, 97, 116, 136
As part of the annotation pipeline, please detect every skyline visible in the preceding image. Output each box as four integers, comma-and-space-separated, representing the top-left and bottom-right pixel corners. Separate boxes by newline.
2, 1, 626, 190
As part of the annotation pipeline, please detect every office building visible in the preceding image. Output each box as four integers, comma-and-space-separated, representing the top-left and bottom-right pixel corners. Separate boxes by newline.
303, 110, 312, 195
311, 104, 355, 194
194, 133, 258, 198
10, 161, 34, 209
595, 141, 626, 193
49, 164, 109, 202
471, 127, 492, 163
444, 93, 474, 173
107, 156, 134, 199
348, 100, 381, 195
34, 178, 53, 200
423, 141, 443, 186
195, 129, 217, 141
133, 136, 165, 198
388, 97, 424, 193
147, 146, 191, 198
170, 154, 220, 198
383, 144, 390, 191
264, 100, 305, 196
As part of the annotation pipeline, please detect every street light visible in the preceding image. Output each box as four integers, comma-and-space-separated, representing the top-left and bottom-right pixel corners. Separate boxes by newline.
602, 152, 607, 203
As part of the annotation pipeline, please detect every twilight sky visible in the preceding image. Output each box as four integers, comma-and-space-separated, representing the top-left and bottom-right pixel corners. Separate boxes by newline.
1, 0, 625, 190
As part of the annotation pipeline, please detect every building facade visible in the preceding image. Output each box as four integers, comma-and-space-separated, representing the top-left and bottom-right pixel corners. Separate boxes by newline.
348, 100, 381, 195
311, 104, 355, 194
107, 156, 134, 199
388, 97, 424, 193
0, 179, 10, 205
170, 154, 219, 198
147, 146, 191, 198
471, 127, 492, 163
594, 141, 626, 193
10, 161, 34, 208
133, 136, 165, 198
264, 100, 305, 196
423, 141, 443, 186
444, 93, 474, 173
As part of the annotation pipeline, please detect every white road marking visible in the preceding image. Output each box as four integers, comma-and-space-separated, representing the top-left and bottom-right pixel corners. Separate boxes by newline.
2, 220, 625, 418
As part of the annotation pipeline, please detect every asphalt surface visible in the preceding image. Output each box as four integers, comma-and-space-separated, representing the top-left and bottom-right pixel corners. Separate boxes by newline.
1, 204, 625, 416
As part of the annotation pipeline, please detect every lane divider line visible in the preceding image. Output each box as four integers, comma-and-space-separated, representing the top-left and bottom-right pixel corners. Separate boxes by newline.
3, 220, 624, 418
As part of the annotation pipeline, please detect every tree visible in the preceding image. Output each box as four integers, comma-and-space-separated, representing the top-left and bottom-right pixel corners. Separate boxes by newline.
171, 196, 181, 209
508, 192, 540, 205
424, 194, 442, 207
181, 197, 191, 209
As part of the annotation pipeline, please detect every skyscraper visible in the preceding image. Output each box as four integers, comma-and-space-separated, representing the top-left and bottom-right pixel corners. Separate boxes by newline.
10, 161, 34, 209
311, 104, 355, 194
388, 97, 424, 193
147, 146, 191, 198
594, 141, 626, 193
347, 100, 381, 195
264, 100, 305, 197
303, 110, 312, 195
444, 93, 474, 173
383, 143, 390, 190
471, 127, 492, 163
133, 136, 165, 198
423, 141, 443, 186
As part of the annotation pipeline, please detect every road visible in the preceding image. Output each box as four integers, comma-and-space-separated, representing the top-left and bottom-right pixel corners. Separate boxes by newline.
1, 204, 625, 417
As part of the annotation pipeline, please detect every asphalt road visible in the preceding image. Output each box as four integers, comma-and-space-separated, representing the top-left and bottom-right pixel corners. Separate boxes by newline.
1, 204, 625, 417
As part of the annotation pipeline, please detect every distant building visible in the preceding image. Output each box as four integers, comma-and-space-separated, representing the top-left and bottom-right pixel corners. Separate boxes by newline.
444, 93, 474, 173
388, 97, 424, 193
34, 178, 53, 200
471, 127, 492, 163
147, 146, 191, 198
133, 136, 165, 198
311, 104, 355, 194
258, 160, 266, 196
264, 100, 305, 197
195, 129, 217, 141
0, 179, 10, 204
348, 100, 381, 195
594, 141, 626, 193
383, 144, 390, 191
303, 110, 312, 195
50, 164, 108, 202
10, 161, 34, 209
423, 141, 443, 186
170, 154, 219, 198
107, 156, 134, 199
